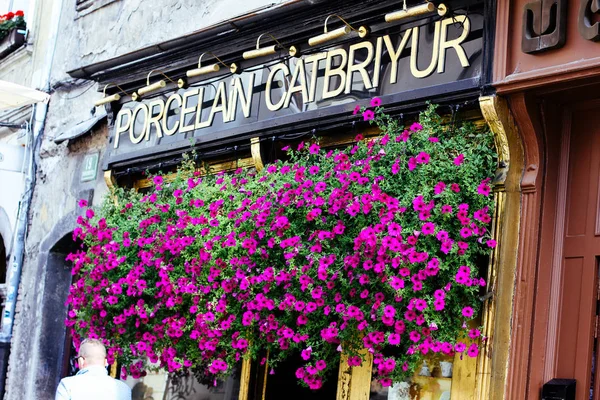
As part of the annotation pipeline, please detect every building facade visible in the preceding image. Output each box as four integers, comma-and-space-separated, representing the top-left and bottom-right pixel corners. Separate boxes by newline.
4, 0, 600, 399
493, 1, 600, 400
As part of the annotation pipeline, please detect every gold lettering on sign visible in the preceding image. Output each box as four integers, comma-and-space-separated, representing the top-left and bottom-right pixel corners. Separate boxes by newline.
266, 63, 290, 112
438, 15, 470, 73
206, 81, 228, 127
322, 48, 348, 100
194, 87, 208, 129
284, 59, 309, 108
163, 94, 182, 136
372, 37, 384, 88
114, 108, 132, 149
383, 31, 412, 84
180, 89, 199, 133
111, 16, 476, 149
410, 22, 441, 79
130, 103, 149, 144
304, 52, 327, 103
146, 98, 166, 140
228, 74, 255, 121
345, 41, 374, 94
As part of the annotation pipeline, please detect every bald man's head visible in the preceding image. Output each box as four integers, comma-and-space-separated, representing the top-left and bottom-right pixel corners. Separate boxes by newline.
78, 339, 107, 368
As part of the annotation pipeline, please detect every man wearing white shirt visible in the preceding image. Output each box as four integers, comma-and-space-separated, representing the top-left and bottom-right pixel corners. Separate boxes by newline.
55, 338, 131, 400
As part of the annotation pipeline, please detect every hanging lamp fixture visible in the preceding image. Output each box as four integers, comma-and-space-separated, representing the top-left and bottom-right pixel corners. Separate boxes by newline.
308, 15, 369, 47
243, 33, 295, 60
186, 53, 239, 78
94, 83, 130, 107
132, 70, 184, 101
385, 0, 447, 22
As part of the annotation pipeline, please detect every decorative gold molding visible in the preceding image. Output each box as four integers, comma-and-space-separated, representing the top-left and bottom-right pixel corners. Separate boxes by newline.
250, 137, 264, 172
110, 361, 118, 378
478, 95, 524, 400
104, 169, 119, 206
103, 169, 116, 190
336, 348, 373, 400
479, 95, 513, 191
337, 353, 352, 400
238, 357, 251, 400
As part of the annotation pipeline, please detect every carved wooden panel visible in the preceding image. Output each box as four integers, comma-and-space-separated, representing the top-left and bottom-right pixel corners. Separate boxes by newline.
578, 0, 600, 41
522, 0, 567, 53
555, 104, 600, 400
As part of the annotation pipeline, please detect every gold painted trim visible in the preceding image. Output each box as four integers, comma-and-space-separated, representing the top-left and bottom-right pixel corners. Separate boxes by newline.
103, 169, 116, 190
238, 356, 251, 400
479, 96, 513, 189
336, 347, 373, 400
348, 349, 373, 400
250, 137, 264, 172
132, 157, 256, 190
104, 170, 119, 206
337, 353, 352, 400
477, 95, 524, 400
110, 361, 118, 378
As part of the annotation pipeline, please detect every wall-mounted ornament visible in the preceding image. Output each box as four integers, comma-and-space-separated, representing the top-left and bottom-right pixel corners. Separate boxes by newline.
578, 0, 600, 41
522, 0, 567, 53
132, 70, 185, 101
308, 15, 369, 47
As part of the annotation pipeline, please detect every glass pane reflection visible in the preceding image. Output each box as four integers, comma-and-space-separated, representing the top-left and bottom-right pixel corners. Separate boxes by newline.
126, 367, 240, 400
369, 360, 452, 400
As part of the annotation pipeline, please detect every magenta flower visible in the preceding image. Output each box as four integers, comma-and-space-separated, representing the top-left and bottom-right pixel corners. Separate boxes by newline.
434, 181, 446, 194
416, 152, 430, 164
388, 333, 401, 345
370, 97, 382, 107
362, 110, 375, 121
422, 222, 435, 235
409, 331, 421, 342
462, 306, 474, 318
477, 181, 491, 196
408, 157, 417, 171
410, 122, 423, 131
453, 154, 465, 166
467, 343, 479, 358
352, 105, 361, 115
315, 360, 326, 370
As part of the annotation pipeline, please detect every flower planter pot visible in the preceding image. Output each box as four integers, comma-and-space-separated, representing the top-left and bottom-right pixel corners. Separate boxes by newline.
439, 361, 453, 378
0, 29, 25, 60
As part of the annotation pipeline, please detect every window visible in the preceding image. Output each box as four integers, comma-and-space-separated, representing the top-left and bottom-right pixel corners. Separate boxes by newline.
75, 0, 120, 18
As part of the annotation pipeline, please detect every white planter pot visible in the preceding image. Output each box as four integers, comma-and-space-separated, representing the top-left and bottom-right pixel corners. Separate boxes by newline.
440, 361, 453, 378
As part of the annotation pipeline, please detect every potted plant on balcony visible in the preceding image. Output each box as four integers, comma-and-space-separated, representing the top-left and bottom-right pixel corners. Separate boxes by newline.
0, 11, 26, 59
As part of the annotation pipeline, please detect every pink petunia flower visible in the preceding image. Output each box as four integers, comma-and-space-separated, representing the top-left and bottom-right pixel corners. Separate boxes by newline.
462, 306, 474, 318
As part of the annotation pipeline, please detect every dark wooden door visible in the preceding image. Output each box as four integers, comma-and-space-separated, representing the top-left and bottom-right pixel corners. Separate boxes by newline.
556, 103, 600, 400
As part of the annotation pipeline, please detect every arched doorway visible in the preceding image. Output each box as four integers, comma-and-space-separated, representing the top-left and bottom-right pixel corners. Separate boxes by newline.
36, 232, 80, 397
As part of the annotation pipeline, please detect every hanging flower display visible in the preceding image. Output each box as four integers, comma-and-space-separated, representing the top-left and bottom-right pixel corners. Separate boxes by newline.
66, 103, 497, 389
